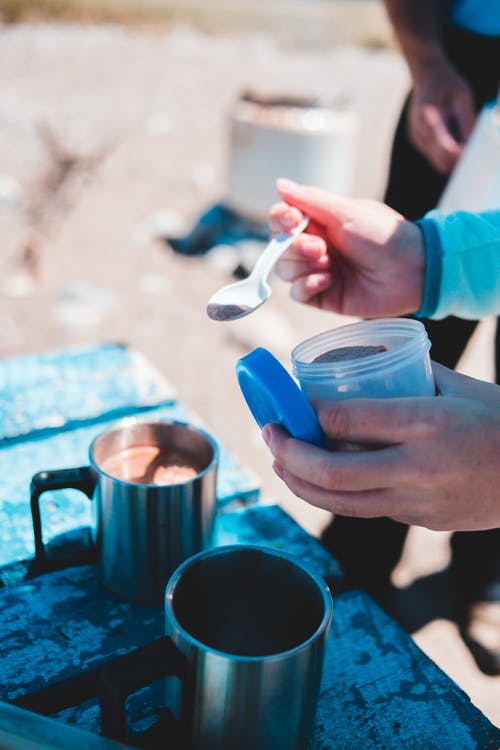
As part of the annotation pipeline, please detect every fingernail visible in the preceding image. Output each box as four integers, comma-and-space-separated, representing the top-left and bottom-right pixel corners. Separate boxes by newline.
276, 178, 298, 193
262, 425, 272, 445
273, 461, 284, 479
300, 237, 323, 258
281, 211, 297, 229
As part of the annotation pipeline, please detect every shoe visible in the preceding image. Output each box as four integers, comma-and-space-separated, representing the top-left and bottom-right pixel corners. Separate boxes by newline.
459, 600, 500, 676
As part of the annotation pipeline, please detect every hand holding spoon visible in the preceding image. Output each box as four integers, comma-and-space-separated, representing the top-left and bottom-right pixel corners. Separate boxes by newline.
206, 217, 309, 321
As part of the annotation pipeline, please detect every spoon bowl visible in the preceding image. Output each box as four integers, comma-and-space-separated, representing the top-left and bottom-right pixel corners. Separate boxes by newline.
206, 217, 308, 322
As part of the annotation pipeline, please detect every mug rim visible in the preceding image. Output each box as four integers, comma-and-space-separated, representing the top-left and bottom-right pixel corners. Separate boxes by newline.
88, 417, 219, 488
164, 543, 333, 662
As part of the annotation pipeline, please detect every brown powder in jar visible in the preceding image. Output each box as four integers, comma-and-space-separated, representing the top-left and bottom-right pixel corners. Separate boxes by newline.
312, 344, 387, 364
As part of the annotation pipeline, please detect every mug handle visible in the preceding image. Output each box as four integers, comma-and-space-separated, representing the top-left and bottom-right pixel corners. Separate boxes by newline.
98, 635, 187, 743
30, 467, 97, 573
14, 636, 187, 746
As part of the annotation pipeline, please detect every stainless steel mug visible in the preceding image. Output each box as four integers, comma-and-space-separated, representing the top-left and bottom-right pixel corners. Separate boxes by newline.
99, 544, 333, 750
30, 419, 218, 604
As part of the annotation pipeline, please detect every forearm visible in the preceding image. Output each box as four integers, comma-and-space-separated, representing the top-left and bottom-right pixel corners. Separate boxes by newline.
383, 0, 451, 82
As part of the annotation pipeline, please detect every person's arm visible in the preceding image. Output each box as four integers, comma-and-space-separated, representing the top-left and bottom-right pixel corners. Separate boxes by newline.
270, 180, 426, 318
383, 0, 476, 173
270, 180, 500, 321
262, 363, 500, 532
383, 0, 449, 82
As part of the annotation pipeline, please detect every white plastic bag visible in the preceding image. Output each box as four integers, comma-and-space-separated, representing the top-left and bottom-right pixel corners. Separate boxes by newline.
437, 96, 500, 385
438, 97, 500, 212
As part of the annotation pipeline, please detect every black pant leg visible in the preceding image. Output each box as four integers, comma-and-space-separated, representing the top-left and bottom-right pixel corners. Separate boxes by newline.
451, 316, 500, 592
451, 529, 500, 601
442, 25, 500, 607
420, 318, 479, 369
384, 97, 448, 221
320, 516, 408, 592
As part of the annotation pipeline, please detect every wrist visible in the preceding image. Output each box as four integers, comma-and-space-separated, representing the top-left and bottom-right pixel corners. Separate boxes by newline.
407, 48, 451, 86
413, 218, 441, 319
401, 221, 426, 313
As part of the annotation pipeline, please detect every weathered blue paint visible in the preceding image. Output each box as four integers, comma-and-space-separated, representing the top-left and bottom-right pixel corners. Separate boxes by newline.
1, 562, 498, 748
215, 503, 342, 580
0, 345, 259, 569
0, 343, 176, 445
313, 590, 500, 749
1, 343, 499, 748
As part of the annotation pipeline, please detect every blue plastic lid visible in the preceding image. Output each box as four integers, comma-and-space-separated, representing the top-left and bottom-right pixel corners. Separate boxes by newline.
236, 347, 325, 447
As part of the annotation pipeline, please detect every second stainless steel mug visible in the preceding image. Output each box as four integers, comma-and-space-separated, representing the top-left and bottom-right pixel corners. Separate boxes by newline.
99, 544, 333, 750
30, 419, 218, 604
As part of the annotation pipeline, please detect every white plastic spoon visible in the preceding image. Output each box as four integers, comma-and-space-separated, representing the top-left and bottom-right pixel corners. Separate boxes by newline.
206, 217, 309, 321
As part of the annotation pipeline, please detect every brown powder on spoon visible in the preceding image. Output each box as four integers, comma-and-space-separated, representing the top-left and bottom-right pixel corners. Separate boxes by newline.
312, 344, 387, 364
207, 303, 252, 321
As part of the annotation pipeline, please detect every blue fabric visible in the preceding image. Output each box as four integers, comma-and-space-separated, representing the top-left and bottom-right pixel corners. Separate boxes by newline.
415, 219, 443, 318
416, 209, 500, 320
451, 0, 500, 36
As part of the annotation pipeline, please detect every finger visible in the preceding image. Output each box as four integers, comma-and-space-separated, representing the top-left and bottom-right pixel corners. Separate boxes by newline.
272, 461, 400, 518
420, 106, 462, 172
275, 462, 452, 530
432, 359, 492, 397
276, 178, 354, 229
433, 361, 500, 405
269, 202, 305, 233
275, 254, 331, 283
274, 464, 445, 529
313, 398, 438, 444
275, 234, 332, 276
264, 423, 412, 491
432, 361, 464, 396
290, 271, 335, 306
450, 95, 476, 143
414, 128, 459, 174
269, 204, 329, 257
275, 233, 328, 263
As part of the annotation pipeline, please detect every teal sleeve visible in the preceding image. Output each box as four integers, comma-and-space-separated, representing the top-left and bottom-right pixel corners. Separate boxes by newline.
414, 218, 443, 319
414, 209, 500, 320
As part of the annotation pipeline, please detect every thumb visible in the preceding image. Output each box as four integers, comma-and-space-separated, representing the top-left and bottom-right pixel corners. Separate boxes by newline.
452, 105, 476, 144
431, 362, 463, 396
432, 361, 499, 402
315, 398, 425, 444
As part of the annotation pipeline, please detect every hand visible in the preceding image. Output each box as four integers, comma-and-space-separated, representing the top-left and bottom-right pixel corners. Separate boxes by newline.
269, 179, 425, 317
261, 364, 500, 531
408, 63, 476, 174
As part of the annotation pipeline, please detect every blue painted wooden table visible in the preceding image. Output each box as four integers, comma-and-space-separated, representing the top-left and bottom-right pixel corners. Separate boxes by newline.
0, 343, 499, 749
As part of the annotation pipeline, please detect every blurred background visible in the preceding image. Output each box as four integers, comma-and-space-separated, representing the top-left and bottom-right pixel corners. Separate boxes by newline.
1, 0, 498, 726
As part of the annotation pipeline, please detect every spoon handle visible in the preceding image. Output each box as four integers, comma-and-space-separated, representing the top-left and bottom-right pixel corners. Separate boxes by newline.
250, 217, 309, 284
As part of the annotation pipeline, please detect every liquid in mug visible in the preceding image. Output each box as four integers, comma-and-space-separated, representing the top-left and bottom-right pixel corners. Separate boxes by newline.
100, 445, 201, 485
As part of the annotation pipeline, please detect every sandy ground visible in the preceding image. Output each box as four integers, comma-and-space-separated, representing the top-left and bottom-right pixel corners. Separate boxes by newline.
1, 21, 499, 728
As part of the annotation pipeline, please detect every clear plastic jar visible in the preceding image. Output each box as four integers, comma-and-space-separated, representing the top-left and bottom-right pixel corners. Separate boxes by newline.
291, 318, 435, 402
